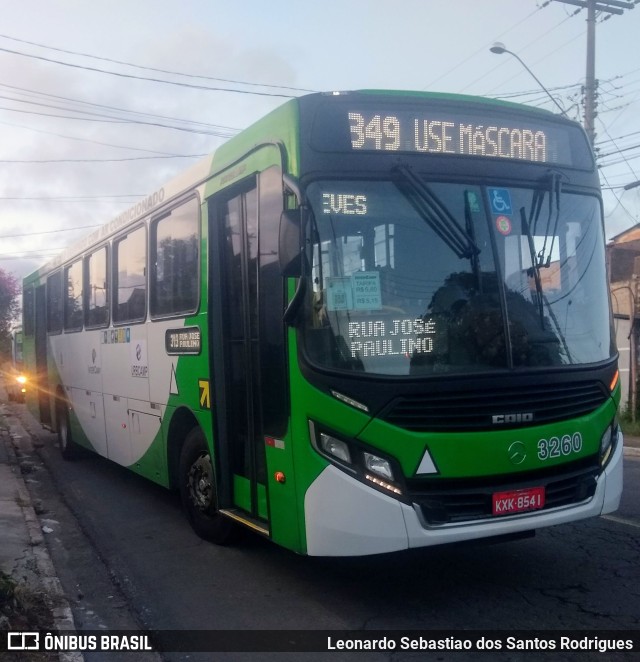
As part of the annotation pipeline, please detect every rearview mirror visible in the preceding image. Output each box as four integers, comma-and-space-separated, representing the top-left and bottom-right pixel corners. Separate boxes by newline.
279, 209, 302, 277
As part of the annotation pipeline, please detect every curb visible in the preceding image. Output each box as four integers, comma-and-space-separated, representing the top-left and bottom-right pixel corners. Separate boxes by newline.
2, 420, 83, 662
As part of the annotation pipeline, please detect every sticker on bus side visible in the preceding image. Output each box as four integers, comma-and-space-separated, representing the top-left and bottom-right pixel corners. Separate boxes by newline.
165, 326, 202, 355
130, 341, 148, 378
198, 379, 211, 409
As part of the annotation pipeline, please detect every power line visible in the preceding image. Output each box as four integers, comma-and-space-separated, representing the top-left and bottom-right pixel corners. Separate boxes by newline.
0, 195, 143, 202
0, 91, 237, 135
0, 119, 186, 156
601, 168, 639, 226
596, 115, 639, 207
481, 64, 640, 105
424, 5, 544, 89
598, 143, 640, 159
599, 151, 640, 168
492, 81, 583, 99
550, 0, 638, 144
0, 81, 240, 136
0, 154, 206, 164
484, 27, 586, 99
0, 223, 103, 239
0, 45, 298, 98
0, 32, 314, 95
0, 248, 61, 258
597, 131, 640, 151
463, 8, 584, 97
0, 104, 234, 137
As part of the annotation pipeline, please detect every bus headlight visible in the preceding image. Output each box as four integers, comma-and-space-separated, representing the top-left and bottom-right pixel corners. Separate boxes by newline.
599, 420, 618, 468
319, 432, 351, 464
16, 375, 27, 385
363, 452, 394, 481
310, 422, 405, 497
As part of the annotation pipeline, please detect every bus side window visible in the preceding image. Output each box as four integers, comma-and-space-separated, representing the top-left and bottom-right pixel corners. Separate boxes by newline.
150, 197, 200, 318
85, 245, 109, 328
23, 287, 35, 336
64, 259, 84, 331
46, 271, 63, 334
113, 226, 147, 324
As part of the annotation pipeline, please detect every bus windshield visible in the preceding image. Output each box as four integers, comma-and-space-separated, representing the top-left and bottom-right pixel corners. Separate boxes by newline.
302, 178, 613, 376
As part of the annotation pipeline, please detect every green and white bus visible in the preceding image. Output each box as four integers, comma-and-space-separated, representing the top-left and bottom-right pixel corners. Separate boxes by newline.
21, 90, 623, 556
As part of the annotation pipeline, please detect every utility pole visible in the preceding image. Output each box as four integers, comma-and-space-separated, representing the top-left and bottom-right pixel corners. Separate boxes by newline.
585, 0, 597, 145
551, 0, 637, 144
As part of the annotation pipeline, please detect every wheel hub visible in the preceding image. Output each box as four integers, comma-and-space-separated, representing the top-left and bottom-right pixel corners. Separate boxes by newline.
188, 452, 213, 511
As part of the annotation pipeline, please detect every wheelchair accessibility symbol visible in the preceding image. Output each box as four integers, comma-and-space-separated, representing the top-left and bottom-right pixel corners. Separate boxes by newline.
489, 188, 513, 216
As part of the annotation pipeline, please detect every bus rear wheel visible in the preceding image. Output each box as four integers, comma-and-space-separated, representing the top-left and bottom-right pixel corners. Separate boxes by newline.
179, 428, 236, 545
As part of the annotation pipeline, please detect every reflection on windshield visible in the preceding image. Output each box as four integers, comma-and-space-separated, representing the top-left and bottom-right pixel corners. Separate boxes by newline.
302, 179, 612, 377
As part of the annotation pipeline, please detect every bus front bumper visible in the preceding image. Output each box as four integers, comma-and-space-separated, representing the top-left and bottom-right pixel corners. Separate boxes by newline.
303, 431, 623, 557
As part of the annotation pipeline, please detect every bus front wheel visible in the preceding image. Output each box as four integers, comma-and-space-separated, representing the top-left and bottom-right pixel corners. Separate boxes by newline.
179, 428, 236, 545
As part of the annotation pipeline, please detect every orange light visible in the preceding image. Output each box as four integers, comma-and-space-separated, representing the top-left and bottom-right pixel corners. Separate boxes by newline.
610, 370, 620, 392
274, 471, 286, 484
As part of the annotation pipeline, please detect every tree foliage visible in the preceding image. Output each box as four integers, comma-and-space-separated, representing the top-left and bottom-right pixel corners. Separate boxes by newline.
0, 268, 20, 359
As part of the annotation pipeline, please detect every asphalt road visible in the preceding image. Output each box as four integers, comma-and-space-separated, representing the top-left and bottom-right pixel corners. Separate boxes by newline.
7, 401, 640, 662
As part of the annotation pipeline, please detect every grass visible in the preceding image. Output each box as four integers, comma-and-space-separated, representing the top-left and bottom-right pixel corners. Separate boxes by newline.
620, 418, 640, 437
0, 571, 53, 661
618, 408, 640, 437
0, 410, 55, 659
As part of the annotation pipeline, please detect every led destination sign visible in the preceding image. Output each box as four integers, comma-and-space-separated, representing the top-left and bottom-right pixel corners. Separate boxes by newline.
348, 318, 436, 359
310, 101, 591, 167
349, 111, 554, 163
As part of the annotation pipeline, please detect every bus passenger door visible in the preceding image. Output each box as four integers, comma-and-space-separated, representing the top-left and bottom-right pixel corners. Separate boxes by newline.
209, 179, 268, 527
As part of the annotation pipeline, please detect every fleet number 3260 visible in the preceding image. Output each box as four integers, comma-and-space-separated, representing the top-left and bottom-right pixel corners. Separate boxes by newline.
537, 432, 582, 461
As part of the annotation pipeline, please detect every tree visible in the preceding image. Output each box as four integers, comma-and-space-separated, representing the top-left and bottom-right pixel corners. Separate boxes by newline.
0, 267, 20, 359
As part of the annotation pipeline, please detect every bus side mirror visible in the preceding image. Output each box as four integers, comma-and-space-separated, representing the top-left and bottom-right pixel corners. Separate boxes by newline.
279, 209, 302, 277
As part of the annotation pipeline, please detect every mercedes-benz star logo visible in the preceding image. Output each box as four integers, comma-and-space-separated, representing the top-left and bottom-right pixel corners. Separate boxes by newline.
508, 441, 527, 465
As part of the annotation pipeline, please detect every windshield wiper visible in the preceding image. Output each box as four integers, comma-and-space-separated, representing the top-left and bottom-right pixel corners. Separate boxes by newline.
521, 207, 545, 325
531, 171, 563, 268
520, 205, 572, 362
393, 164, 480, 260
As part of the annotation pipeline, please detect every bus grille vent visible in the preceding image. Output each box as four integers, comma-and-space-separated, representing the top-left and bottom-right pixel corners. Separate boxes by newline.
408, 460, 600, 526
380, 381, 608, 432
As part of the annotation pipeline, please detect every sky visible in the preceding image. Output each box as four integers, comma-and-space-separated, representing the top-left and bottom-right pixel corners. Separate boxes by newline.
1, 0, 640, 284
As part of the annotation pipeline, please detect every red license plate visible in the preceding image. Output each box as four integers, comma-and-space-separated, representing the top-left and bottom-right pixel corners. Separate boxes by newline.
492, 486, 545, 516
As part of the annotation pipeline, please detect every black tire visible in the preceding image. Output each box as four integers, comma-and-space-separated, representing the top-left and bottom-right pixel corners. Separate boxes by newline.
58, 402, 79, 460
178, 428, 237, 544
